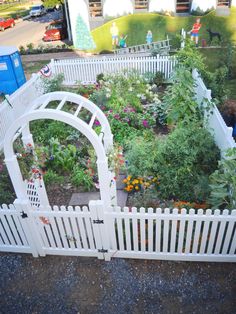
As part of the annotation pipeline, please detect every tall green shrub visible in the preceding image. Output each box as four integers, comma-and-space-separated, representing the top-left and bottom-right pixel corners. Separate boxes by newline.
154, 123, 220, 202
208, 148, 236, 209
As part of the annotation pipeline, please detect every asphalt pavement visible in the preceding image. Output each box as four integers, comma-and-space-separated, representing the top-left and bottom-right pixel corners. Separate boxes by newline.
0, 10, 63, 48
0, 252, 236, 314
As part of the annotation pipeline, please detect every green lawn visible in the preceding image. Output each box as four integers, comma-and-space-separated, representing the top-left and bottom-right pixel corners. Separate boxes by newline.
225, 79, 236, 100
22, 60, 50, 79
0, 1, 30, 18
91, 8, 236, 53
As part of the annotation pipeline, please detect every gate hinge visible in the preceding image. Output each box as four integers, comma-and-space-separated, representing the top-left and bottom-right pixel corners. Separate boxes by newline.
21, 211, 28, 219
93, 219, 104, 224
98, 249, 108, 253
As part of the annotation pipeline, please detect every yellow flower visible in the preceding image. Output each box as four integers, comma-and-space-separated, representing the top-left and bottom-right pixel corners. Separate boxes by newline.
135, 186, 139, 190
123, 179, 128, 183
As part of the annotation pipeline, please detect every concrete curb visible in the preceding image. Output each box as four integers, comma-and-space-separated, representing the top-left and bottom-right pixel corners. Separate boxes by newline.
14, 15, 30, 24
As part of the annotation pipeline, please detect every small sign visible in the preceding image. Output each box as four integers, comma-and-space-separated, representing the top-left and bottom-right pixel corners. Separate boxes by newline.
0, 62, 7, 71
14, 58, 19, 67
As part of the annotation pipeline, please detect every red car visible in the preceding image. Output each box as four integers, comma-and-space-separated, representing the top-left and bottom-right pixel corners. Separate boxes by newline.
43, 20, 67, 41
0, 17, 15, 31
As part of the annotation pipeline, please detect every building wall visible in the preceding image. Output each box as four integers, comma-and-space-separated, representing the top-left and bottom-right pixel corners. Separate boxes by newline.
103, 0, 133, 17
149, 0, 176, 13
191, 0, 217, 11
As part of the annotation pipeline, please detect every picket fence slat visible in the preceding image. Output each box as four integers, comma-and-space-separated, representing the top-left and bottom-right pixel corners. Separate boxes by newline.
1, 203, 236, 262
51, 55, 176, 85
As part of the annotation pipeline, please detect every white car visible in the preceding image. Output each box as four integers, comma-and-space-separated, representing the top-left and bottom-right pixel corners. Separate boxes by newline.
30, 5, 46, 17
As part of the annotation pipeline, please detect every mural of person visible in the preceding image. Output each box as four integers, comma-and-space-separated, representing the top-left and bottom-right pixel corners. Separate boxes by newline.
110, 22, 119, 49
119, 34, 127, 48
190, 18, 202, 46
146, 30, 153, 45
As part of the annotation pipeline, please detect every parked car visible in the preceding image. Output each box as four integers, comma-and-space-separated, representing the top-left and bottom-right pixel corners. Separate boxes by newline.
43, 20, 67, 41
0, 17, 15, 31
30, 5, 46, 17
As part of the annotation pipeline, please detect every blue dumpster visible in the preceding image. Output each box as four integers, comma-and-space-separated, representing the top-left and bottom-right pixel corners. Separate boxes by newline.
0, 46, 26, 95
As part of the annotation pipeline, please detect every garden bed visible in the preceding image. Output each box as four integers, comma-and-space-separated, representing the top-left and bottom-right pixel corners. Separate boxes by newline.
1, 43, 235, 210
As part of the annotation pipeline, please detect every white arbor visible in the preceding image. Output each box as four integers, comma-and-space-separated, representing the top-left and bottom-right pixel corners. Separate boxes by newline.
4, 91, 117, 209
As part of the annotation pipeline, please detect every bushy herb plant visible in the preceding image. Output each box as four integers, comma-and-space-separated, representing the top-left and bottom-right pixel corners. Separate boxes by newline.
208, 148, 236, 209
154, 123, 220, 202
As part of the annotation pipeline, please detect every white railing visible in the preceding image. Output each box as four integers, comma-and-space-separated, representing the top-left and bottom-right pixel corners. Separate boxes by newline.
0, 72, 44, 151
1, 201, 236, 262
51, 55, 177, 85
114, 38, 171, 55
192, 69, 236, 154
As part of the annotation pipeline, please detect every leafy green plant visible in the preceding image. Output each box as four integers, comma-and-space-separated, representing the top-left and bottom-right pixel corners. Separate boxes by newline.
70, 165, 93, 191
0, 159, 16, 204
30, 121, 74, 145
208, 148, 236, 209
43, 169, 64, 187
19, 45, 26, 54
26, 43, 34, 53
125, 136, 158, 178
42, 74, 64, 93
47, 139, 78, 174
154, 123, 220, 202
162, 67, 200, 125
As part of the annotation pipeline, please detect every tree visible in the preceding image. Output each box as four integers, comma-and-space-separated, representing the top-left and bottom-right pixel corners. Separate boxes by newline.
74, 14, 96, 50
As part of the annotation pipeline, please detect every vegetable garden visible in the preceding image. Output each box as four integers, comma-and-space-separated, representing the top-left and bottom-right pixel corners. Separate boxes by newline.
0, 42, 235, 211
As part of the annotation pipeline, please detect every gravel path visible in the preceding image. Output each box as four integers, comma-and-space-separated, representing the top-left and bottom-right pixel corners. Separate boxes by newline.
0, 253, 236, 314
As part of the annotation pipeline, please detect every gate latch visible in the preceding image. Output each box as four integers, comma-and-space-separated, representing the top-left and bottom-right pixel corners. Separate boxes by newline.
21, 211, 28, 219
98, 249, 108, 253
93, 219, 104, 224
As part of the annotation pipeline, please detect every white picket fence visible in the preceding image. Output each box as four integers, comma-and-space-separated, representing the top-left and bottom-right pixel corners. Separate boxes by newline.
0, 72, 44, 151
193, 69, 236, 154
51, 55, 177, 85
1, 200, 236, 262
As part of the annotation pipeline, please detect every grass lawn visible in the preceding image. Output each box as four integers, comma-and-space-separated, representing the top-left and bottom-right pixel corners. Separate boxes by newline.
91, 8, 236, 53
0, 2, 30, 18
225, 79, 236, 100
22, 60, 50, 79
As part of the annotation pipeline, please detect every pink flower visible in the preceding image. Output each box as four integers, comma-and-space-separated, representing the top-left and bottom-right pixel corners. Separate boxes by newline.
114, 114, 120, 120
142, 120, 149, 128
94, 120, 101, 126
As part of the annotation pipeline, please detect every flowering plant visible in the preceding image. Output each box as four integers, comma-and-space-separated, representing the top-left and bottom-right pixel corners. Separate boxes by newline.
15, 143, 43, 182
123, 175, 159, 193
108, 144, 125, 177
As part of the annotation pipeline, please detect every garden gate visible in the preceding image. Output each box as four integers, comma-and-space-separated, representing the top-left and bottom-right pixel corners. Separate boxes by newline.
0, 92, 117, 256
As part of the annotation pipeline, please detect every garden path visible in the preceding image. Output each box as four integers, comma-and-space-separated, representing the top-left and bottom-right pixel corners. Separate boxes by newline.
69, 174, 128, 207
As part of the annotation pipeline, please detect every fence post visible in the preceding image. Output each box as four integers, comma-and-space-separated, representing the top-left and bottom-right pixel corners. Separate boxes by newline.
14, 199, 45, 257
89, 200, 111, 261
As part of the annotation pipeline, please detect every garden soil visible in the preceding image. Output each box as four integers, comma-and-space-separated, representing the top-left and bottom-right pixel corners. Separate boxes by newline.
0, 252, 235, 314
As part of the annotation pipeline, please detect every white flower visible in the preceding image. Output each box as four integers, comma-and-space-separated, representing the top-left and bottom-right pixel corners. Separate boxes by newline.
136, 80, 140, 84
106, 93, 111, 98
152, 84, 157, 88
128, 87, 133, 92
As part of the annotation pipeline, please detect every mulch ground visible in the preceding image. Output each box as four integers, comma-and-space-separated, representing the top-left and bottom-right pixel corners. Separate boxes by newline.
0, 253, 235, 314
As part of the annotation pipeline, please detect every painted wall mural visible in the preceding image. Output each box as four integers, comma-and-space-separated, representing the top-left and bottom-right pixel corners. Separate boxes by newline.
68, 0, 96, 50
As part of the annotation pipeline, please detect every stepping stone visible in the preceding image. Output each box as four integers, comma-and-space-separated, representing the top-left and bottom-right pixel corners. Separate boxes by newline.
69, 190, 128, 207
